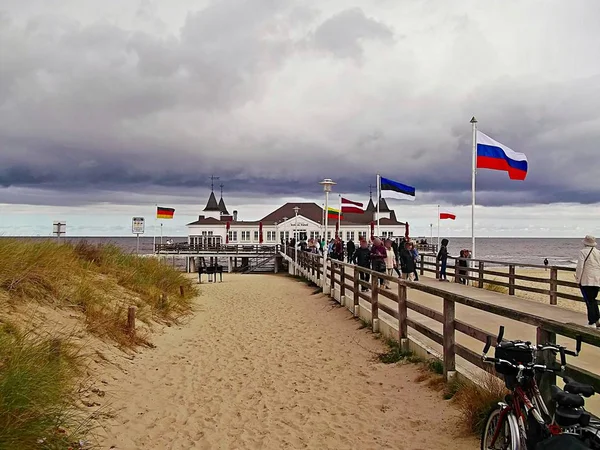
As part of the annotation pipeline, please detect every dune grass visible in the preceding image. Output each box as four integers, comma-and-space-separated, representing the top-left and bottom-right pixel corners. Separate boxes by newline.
0, 322, 91, 450
0, 239, 199, 448
0, 239, 197, 346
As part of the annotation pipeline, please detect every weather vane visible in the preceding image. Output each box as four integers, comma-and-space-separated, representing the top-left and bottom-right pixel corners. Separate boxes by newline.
210, 175, 220, 192
369, 183, 375, 199
219, 183, 224, 198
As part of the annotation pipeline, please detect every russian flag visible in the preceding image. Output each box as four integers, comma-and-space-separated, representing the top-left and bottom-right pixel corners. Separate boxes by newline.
476, 131, 528, 181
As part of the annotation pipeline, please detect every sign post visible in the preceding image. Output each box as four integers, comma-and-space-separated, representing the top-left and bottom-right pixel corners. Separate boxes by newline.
53, 221, 66, 241
132, 217, 145, 254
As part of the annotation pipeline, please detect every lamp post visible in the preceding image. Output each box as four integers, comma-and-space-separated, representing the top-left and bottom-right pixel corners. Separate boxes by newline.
430, 223, 433, 246
293, 206, 300, 275
319, 178, 336, 293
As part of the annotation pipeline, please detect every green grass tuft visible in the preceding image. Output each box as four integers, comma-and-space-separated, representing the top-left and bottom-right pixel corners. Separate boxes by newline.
0, 324, 92, 450
427, 358, 444, 375
377, 338, 415, 364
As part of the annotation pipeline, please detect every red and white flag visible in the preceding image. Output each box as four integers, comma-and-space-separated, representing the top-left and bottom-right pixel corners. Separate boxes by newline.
440, 213, 456, 220
341, 197, 364, 214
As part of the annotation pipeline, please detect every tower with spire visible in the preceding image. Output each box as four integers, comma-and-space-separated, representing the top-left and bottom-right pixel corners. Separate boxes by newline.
202, 175, 222, 220
366, 183, 376, 215
218, 183, 229, 216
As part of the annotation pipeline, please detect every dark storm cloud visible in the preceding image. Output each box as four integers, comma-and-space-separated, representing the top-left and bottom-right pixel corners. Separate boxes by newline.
0, 0, 599, 208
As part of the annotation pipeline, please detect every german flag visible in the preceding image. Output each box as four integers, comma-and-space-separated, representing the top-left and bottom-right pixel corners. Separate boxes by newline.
157, 206, 175, 219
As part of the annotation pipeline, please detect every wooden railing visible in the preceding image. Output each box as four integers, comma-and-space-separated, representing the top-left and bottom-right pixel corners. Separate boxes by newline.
286, 249, 600, 399
155, 243, 281, 254
416, 253, 590, 306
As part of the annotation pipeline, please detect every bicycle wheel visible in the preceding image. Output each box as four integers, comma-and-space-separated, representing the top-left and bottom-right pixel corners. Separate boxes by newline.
481, 405, 521, 450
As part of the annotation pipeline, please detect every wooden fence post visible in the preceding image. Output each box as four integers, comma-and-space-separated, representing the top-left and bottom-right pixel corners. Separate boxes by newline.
536, 327, 557, 414
179, 285, 184, 297
127, 306, 136, 335
353, 269, 360, 316
478, 261, 485, 288
330, 260, 335, 294
443, 296, 456, 380
397, 282, 408, 345
550, 268, 558, 305
508, 265, 515, 296
454, 259, 460, 283
420, 253, 425, 276
340, 265, 346, 303
370, 274, 379, 332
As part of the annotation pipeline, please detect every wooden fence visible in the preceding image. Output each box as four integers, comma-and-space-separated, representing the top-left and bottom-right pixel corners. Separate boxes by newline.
289, 249, 600, 398
155, 243, 282, 254
417, 253, 589, 306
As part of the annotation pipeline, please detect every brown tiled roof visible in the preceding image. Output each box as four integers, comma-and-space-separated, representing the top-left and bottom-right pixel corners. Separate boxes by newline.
260, 202, 404, 226
203, 192, 220, 211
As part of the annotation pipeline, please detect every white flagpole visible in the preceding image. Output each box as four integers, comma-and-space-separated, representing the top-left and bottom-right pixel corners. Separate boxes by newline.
153, 203, 157, 254
160, 222, 163, 245
338, 194, 342, 238
376, 174, 381, 236
471, 117, 478, 258
437, 204, 440, 249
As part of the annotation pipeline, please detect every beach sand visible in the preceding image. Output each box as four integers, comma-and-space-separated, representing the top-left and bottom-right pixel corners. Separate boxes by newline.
96, 274, 477, 450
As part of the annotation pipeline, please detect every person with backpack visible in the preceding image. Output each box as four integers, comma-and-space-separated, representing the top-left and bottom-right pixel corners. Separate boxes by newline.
437, 238, 449, 282
352, 239, 371, 291
576, 235, 600, 329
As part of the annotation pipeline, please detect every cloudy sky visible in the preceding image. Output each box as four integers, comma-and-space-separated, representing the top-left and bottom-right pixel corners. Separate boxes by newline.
1, 0, 599, 237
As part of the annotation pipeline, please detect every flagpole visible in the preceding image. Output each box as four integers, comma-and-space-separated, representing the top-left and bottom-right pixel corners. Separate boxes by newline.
160, 222, 163, 245
153, 203, 157, 254
471, 116, 478, 258
437, 204, 440, 249
376, 174, 381, 237
338, 194, 341, 238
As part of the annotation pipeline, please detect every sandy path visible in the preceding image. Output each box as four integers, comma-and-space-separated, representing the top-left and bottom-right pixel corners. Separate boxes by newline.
97, 274, 477, 450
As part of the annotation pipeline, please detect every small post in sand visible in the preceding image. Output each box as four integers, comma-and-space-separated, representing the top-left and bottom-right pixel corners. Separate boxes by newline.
127, 306, 136, 336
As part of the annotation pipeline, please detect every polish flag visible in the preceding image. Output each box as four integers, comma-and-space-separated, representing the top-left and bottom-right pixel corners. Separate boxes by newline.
440, 213, 456, 220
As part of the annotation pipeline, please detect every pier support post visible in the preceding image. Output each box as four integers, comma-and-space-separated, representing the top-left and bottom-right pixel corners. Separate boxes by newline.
549, 268, 558, 305
371, 276, 379, 332
228, 257, 233, 273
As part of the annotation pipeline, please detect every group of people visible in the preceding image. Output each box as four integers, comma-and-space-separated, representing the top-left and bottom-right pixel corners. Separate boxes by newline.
293, 235, 421, 291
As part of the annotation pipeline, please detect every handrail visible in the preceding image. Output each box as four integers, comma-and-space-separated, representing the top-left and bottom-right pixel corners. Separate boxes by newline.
285, 248, 600, 401
155, 243, 282, 254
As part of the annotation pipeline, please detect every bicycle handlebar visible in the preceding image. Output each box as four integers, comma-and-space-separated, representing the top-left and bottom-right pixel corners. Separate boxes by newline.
482, 356, 563, 374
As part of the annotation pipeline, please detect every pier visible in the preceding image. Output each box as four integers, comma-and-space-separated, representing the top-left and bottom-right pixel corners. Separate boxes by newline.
284, 248, 600, 415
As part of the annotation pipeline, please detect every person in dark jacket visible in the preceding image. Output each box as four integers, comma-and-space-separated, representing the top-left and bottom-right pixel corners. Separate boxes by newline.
399, 242, 416, 280
352, 239, 371, 291
458, 249, 468, 284
437, 238, 449, 281
346, 239, 355, 263
391, 239, 400, 267
333, 237, 344, 261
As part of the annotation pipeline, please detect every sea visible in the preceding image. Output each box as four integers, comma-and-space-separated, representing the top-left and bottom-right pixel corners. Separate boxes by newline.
0, 236, 584, 267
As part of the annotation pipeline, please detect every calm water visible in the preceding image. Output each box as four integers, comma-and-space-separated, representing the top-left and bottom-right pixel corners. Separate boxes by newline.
0, 236, 586, 267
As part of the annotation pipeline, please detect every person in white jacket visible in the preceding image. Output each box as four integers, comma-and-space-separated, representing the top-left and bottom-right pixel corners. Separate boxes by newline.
575, 235, 600, 328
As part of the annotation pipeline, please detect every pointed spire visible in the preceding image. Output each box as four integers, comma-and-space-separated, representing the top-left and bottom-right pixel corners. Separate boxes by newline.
217, 183, 229, 214
203, 192, 220, 211
366, 198, 375, 212
377, 197, 390, 212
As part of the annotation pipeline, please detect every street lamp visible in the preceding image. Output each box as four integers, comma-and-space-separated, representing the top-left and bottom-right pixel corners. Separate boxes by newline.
281, 216, 288, 253
293, 206, 300, 275
319, 178, 336, 294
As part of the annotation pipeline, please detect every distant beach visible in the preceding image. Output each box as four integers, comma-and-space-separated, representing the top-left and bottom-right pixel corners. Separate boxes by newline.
0, 236, 584, 267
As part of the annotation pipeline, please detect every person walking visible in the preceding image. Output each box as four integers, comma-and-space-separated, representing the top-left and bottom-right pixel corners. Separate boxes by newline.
383, 239, 396, 288
437, 238, 449, 281
399, 241, 416, 281
346, 238, 356, 263
575, 235, 600, 329
410, 242, 420, 281
352, 239, 371, 291
544, 258, 549, 271
370, 238, 387, 287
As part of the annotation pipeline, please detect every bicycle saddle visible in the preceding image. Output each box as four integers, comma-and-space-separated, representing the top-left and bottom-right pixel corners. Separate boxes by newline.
563, 376, 596, 398
551, 385, 585, 408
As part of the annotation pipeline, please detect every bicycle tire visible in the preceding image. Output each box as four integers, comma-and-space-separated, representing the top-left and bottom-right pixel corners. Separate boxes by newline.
481, 405, 521, 450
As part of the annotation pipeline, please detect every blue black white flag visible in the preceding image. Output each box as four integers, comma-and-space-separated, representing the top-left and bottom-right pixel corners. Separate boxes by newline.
379, 176, 416, 201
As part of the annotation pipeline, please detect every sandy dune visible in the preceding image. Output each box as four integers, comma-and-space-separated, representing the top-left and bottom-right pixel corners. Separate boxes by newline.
97, 274, 477, 450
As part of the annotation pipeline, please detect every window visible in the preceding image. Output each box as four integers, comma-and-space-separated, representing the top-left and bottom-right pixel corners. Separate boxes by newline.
254, 231, 259, 241
208, 231, 213, 236
228, 231, 238, 241
388, 231, 393, 237
310, 231, 317, 240
267, 231, 276, 241
241, 231, 251, 241
346, 231, 355, 241
358, 231, 367, 240
382, 231, 388, 238
201, 231, 207, 236
327, 231, 332, 240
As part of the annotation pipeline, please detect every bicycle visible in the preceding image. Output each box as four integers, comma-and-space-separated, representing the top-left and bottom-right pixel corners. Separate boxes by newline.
480, 326, 582, 450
